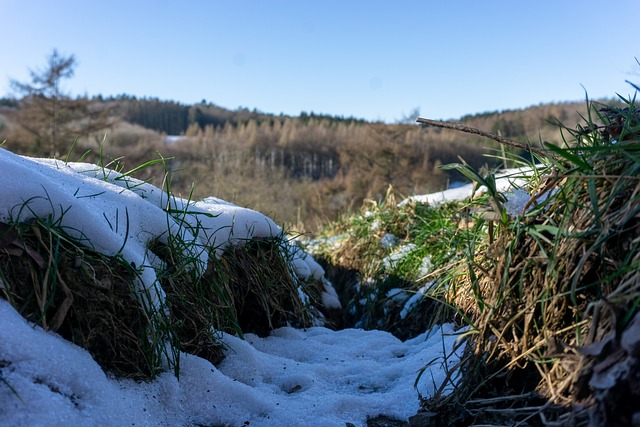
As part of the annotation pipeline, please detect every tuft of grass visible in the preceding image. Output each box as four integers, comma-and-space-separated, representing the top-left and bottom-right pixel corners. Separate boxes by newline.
421, 92, 640, 425
0, 219, 164, 379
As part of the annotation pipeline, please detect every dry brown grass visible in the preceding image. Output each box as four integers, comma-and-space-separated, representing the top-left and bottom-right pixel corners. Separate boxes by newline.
422, 101, 640, 426
0, 220, 158, 379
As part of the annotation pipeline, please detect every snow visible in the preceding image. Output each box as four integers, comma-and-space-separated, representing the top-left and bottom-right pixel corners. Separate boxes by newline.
400, 284, 434, 320
503, 188, 532, 217
400, 167, 533, 206
380, 233, 398, 249
0, 148, 467, 426
381, 243, 417, 271
0, 298, 463, 426
503, 187, 557, 218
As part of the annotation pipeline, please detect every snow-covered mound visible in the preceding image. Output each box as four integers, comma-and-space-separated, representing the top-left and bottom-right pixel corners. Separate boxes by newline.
0, 148, 338, 311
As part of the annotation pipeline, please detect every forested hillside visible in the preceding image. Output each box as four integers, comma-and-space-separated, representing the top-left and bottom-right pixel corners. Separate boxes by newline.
0, 94, 594, 229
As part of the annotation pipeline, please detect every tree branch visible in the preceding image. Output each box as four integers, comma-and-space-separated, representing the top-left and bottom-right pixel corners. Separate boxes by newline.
416, 117, 545, 156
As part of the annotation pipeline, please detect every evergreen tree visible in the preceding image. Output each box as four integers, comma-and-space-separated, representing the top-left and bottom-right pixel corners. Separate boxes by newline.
9, 49, 112, 156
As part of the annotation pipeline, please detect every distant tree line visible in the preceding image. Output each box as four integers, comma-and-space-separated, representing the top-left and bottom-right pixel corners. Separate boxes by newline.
114, 97, 369, 136
123, 98, 190, 135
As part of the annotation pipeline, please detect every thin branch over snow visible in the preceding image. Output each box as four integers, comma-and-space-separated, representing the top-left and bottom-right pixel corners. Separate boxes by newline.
416, 117, 545, 156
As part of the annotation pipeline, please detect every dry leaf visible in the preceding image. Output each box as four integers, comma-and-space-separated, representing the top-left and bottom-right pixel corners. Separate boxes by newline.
579, 332, 616, 357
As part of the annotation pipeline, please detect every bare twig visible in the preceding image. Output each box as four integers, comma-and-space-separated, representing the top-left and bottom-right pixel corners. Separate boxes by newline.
467, 392, 540, 406
416, 117, 545, 156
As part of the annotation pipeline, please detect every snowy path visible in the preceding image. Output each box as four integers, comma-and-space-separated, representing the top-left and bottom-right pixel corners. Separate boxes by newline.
0, 300, 463, 426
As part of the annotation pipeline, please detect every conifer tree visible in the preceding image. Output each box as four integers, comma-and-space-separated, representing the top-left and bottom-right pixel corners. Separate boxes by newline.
10, 49, 112, 156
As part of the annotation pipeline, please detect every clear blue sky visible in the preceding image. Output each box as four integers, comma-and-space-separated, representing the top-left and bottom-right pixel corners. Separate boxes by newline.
2, 0, 638, 122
